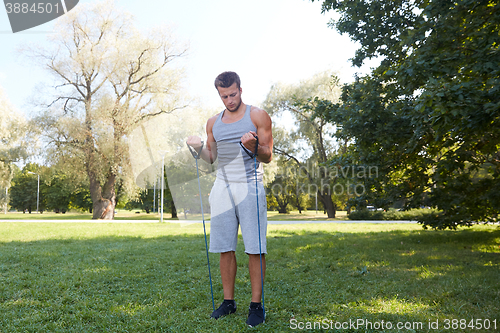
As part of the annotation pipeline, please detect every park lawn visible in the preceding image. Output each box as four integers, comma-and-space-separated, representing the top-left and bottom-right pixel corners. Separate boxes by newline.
0, 223, 499, 332
0, 210, 175, 221
267, 210, 348, 221
0, 210, 346, 221
0, 211, 93, 220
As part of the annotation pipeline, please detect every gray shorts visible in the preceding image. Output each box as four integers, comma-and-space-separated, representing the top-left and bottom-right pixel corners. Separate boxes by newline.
209, 179, 267, 254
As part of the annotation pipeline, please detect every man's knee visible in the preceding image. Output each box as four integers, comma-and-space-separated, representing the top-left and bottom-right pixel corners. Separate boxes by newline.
247, 253, 264, 258
221, 251, 236, 259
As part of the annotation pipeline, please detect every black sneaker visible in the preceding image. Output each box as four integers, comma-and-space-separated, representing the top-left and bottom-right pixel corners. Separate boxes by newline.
211, 300, 236, 319
246, 303, 265, 327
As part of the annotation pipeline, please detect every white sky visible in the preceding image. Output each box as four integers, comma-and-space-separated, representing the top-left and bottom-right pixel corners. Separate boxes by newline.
0, 0, 377, 115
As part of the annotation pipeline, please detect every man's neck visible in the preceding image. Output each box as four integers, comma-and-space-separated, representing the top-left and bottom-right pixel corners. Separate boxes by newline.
223, 102, 247, 120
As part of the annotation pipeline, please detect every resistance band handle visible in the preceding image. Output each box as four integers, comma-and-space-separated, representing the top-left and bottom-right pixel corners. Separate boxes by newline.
187, 141, 204, 160
240, 135, 259, 158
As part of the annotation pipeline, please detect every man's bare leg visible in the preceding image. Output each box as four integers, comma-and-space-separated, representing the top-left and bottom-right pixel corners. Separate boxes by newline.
210, 251, 237, 319
220, 251, 237, 300
248, 254, 266, 303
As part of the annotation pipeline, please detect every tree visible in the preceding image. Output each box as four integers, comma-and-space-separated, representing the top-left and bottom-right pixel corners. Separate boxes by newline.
267, 157, 296, 214
42, 154, 95, 213
43, 172, 73, 213
312, 0, 500, 228
126, 188, 154, 213
10, 164, 46, 213
263, 71, 343, 218
24, 0, 188, 219
125, 168, 177, 217
70, 184, 93, 213
0, 86, 27, 212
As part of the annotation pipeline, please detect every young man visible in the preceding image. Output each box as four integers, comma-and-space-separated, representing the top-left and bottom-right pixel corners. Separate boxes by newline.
187, 71, 273, 327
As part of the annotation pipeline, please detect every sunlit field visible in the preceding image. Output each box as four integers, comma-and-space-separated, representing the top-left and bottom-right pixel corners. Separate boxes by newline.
1, 222, 498, 332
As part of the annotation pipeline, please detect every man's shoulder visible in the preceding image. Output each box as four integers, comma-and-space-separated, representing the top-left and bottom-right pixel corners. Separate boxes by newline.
250, 106, 271, 124
207, 112, 221, 129
250, 105, 269, 117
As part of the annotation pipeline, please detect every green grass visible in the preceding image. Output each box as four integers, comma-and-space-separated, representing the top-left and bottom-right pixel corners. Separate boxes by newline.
0, 209, 347, 221
267, 210, 348, 221
0, 211, 93, 220
0, 210, 177, 220
0, 223, 499, 332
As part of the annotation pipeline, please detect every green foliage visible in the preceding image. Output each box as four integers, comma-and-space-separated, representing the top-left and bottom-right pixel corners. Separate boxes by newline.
127, 166, 177, 217
9, 164, 46, 213
126, 189, 155, 213
0, 86, 27, 210
43, 172, 72, 213
70, 186, 93, 213
266, 157, 301, 214
9, 161, 100, 214
313, 0, 500, 229
264, 71, 346, 218
348, 209, 386, 220
348, 208, 442, 222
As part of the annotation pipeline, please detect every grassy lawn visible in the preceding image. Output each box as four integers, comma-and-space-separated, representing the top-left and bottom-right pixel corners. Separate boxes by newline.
0, 210, 176, 221
267, 210, 348, 221
0, 210, 347, 221
0, 223, 499, 332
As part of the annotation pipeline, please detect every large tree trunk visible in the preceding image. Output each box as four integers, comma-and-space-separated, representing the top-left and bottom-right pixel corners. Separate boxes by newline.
92, 197, 115, 219
318, 191, 336, 218
89, 169, 116, 220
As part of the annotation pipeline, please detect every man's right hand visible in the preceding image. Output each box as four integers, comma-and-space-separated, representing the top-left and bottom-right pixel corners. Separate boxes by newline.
186, 136, 203, 150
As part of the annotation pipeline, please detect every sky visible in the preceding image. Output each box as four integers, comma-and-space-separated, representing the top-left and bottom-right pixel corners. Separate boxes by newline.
0, 0, 378, 115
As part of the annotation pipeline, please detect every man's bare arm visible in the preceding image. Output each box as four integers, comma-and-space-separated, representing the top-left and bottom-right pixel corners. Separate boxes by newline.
186, 115, 218, 164
241, 107, 273, 163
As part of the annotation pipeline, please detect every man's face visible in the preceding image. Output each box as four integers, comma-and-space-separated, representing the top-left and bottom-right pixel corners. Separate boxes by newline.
217, 82, 242, 112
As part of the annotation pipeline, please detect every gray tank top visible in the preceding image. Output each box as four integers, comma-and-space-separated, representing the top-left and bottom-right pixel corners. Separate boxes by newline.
212, 104, 264, 183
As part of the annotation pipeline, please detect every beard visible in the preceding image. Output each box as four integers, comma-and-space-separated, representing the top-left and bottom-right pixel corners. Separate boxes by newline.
226, 99, 242, 112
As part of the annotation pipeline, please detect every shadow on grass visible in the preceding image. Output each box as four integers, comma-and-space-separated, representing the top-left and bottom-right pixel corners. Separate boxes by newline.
0, 226, 499, 332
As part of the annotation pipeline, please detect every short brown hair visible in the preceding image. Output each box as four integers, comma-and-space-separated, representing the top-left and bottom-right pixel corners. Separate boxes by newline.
214, 71, 240, 90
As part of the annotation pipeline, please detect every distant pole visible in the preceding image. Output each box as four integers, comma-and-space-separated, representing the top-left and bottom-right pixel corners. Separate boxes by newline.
153, 179, 156, 213
36, 174, 39, 214
4, 187, 7, 214
315, 193, 318, 215
161, 154, 164, 223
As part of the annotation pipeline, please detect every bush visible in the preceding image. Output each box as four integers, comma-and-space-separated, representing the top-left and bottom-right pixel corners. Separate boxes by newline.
348, 209, 385, 220
348, 208, 441, 221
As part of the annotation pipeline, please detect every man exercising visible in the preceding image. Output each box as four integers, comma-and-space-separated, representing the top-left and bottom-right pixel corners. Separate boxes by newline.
187, 71, 273, 327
